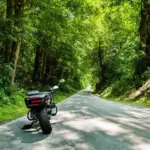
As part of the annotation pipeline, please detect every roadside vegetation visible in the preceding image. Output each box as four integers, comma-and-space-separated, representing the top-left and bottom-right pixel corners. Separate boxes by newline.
1, 0, 150, 122
96, 82, 150, 107
0, 88, 75, 123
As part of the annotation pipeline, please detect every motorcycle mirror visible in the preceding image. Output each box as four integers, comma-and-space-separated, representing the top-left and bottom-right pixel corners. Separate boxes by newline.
59, 79, 65, 84
53, 85, 59, 90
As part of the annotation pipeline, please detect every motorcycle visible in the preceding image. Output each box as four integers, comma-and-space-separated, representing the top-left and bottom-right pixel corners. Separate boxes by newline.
24, 79, 65, 134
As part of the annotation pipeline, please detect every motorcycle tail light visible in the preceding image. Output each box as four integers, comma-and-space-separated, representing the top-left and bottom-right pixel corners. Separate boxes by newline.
28, 98, 41, 104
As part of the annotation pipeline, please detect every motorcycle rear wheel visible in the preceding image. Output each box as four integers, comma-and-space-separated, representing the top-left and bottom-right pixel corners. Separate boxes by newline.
38, 108, 52, 134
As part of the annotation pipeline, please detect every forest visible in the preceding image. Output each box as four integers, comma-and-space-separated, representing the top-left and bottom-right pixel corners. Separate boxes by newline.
0, 0, 150, 122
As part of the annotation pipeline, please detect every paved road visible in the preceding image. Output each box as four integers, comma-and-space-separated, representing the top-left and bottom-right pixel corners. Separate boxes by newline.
0, 91, 150, 150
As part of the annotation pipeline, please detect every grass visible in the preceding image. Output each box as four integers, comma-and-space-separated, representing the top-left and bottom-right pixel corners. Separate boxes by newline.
95, 86, 150, 107
0, 105, 28, 124
99, 95, 150, 107
0, 89, 75, 124
0, 90, 28, 124
93, 81, 150, 107
54, 91, 75, 104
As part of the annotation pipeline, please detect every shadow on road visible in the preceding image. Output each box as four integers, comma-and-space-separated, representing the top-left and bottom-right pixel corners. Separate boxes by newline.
0, 91, 150, 150
48, 92, 150, 150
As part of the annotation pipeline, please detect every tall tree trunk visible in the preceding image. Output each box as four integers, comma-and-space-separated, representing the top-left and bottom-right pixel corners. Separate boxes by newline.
41, 51, 47, 83
5, 0, 15, 62
9, 0, 25, 86
10, 41, 21, 85
43, 38, 53, 84
32, 45, 44, 83
0, 42, 5, 62
140, 0, 150, 58
49, 57, 58, 85
96, 41, 105, 90
43, 52, 51, 84
134, 0, 150, 80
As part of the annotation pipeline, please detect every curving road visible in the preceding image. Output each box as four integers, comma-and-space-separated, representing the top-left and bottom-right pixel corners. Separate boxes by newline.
0, 91, 150, 150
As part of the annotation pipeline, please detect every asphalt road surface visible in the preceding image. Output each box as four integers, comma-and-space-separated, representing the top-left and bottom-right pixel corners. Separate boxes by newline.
0, 91, 150, 150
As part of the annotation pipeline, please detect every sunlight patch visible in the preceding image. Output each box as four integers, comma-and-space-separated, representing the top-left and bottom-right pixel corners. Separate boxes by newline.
76, 143, 93, 150
133, 143, 150, 150
64, 117, 129, 136
56, 129, 80, 140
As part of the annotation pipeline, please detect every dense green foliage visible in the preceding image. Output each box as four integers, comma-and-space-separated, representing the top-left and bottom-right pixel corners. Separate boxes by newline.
93, 1, 141, 95
0, 0, 100, 89
1, 0, 150, 122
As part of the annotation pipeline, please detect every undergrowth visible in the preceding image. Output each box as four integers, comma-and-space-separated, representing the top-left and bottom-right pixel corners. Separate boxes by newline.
96, 78, 150, 107
0, 87, 75, 123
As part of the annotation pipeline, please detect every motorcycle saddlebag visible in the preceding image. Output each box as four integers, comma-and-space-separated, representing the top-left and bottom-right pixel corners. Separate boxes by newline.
25, 94, 49, 108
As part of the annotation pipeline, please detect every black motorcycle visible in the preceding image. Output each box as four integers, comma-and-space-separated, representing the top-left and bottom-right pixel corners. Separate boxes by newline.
24, 80, 64, 134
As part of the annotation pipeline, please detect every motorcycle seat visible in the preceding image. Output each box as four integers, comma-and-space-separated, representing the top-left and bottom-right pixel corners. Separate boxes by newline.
27, 90, 39, 96
27, 91, 50, 98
